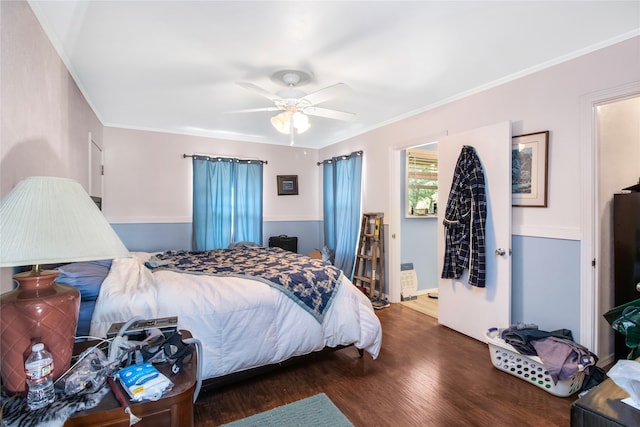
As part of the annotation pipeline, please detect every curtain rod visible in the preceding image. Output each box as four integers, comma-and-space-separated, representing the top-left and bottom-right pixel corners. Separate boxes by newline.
317, 150, 363, 166
183, 154, 267, 164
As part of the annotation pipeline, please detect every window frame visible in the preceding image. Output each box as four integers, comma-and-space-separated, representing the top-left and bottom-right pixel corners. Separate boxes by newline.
405, 147, 438, 218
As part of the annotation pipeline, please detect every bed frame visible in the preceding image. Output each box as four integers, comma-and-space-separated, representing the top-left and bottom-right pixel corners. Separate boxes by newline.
200, 345, 364, 392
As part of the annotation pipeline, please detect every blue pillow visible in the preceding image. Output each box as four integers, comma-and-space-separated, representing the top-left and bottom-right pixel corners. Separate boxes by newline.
55, 260, 112, 302
76, 301, 95, 337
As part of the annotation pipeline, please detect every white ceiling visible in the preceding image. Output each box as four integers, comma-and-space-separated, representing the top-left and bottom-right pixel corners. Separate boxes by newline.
29, 1, 640, 149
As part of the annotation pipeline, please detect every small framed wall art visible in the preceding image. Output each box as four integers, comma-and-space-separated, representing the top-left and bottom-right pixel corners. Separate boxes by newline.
512, 131, 549, 207
277, 175, 298, 196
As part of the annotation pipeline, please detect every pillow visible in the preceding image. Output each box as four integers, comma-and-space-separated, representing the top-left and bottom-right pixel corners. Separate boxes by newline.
229, 241, 260, 249
55, 260, 112, 302
76, 301, 95, 337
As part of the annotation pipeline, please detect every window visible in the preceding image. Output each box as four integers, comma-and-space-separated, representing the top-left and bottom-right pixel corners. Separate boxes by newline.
406, 147, 438, 217
192, 157, 264, 250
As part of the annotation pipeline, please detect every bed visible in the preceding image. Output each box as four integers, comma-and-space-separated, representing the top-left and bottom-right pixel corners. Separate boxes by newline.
55, 246, 382, 387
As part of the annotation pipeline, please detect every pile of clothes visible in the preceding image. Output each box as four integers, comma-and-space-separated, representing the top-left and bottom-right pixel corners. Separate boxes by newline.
500, 323, 605, 391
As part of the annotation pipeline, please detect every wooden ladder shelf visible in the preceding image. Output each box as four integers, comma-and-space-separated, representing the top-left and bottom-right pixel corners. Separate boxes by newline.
352, 212, 388, 309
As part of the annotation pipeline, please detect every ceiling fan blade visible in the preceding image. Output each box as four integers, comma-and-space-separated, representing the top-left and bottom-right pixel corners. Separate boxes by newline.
235, 82, 281, 102
225, 106, 282, 114
300, 83, 349, 105
303, 106, 356, 121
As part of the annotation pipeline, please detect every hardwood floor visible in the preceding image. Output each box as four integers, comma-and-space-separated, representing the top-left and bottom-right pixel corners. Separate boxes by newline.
193, 304, 576, 426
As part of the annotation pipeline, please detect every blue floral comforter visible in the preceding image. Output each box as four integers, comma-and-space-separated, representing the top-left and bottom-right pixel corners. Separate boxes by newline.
145, 247, 342, 323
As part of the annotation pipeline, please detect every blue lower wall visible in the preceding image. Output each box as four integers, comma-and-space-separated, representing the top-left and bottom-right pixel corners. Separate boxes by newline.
401, 217, 438, 292
511, 235, 581, 338
112, 220, 324, 256
400, 228, 581, 338
112, 223, 193, 252
262, 221, 323, 256
113, 221, 581, 339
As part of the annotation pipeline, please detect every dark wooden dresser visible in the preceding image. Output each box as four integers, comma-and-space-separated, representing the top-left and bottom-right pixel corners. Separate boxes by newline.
613, 191, 640, 360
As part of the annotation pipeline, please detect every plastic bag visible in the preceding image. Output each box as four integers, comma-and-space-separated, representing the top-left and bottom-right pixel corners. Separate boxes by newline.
607, 359, 640, 404
604, 298, 640, 359
116, 362, 173, 402
60, 346, 117, 396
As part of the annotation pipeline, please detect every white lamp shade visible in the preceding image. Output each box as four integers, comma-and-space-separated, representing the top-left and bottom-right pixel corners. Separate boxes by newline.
0, 176, 129, 267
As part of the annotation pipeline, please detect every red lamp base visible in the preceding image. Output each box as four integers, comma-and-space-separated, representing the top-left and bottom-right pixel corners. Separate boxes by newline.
0, 270, 80, 393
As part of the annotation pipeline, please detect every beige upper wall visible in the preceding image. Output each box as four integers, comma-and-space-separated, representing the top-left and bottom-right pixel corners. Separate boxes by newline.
319, 35, 640, 241
1, 1, 104, 291
101, 127, 320, 223
1, 0, 102, 197
4, 0, 639, 235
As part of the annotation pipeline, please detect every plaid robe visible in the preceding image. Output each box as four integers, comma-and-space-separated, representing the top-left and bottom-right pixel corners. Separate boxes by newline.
441, 145, 487, 287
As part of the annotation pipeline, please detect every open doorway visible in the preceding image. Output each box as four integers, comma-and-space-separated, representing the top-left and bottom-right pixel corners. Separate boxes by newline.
391, 120, 513, 342
596, 94, 640, 362
398, 143, 439, 319
580, 81, 640, 362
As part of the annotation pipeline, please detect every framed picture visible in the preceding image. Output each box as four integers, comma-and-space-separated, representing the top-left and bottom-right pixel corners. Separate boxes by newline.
277, 175, 298, 196
512, 131, 549, 207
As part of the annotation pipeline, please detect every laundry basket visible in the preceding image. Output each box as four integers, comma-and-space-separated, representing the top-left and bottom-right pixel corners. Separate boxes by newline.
484, 328, 585, 397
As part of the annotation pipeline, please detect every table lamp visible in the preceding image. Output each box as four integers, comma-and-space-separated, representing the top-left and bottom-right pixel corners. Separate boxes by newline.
0, 176, 129, 393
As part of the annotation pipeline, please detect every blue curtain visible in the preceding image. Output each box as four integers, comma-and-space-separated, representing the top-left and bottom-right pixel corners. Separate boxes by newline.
323, 162, 336, 253
233, 161, 263, 244
322, 151, 363, 278
192, 157, 263, 250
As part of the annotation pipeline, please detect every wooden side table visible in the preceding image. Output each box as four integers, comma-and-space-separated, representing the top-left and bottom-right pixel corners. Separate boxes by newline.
65, 330, 196, 427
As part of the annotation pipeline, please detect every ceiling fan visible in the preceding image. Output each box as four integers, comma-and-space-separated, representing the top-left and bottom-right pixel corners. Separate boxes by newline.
229, 69, 355, 144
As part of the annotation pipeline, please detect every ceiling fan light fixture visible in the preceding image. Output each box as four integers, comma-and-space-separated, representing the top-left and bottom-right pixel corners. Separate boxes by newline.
270, 69, 312, 87
292, 111, 310, 133
271, 112, 290, 134
270, 111, 310, 135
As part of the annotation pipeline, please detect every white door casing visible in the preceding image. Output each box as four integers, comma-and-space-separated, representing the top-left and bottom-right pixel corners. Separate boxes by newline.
89, 134, 103, 198
437, 121, 512, 342
580, 81, 640, 358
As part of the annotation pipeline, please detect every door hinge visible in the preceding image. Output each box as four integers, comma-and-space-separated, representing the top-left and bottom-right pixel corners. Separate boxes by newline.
592, 258, 596, 268
101, 165, 105, 176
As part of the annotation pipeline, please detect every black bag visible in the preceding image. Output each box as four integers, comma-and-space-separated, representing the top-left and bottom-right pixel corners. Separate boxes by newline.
268, 235, 298, 253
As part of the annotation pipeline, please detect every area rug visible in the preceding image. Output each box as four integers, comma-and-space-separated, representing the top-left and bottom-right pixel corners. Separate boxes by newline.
220, 393, 354, 427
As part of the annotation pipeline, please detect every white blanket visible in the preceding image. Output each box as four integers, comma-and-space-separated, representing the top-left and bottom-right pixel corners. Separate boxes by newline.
90, 252, 382, 381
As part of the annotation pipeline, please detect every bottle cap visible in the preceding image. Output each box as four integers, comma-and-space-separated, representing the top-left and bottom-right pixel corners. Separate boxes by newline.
32, 343, 44, 352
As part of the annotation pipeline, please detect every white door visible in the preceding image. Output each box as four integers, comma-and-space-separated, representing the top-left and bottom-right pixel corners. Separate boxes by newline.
90, 137, 103, 198
437, 121, 512, 342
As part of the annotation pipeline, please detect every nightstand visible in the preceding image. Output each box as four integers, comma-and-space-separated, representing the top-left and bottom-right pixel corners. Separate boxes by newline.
571, 376, 640, 426
65, 330, 196, 427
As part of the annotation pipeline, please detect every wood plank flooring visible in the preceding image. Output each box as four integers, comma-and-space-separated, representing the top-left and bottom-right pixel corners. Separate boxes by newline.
400, 293, 438, 318
193, 304, 576, 426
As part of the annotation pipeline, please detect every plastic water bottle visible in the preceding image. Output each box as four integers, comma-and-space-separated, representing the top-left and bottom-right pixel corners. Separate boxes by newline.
25, 343, 56, 410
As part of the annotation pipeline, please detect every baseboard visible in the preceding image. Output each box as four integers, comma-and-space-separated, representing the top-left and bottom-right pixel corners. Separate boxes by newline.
597, 353, 614, 368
